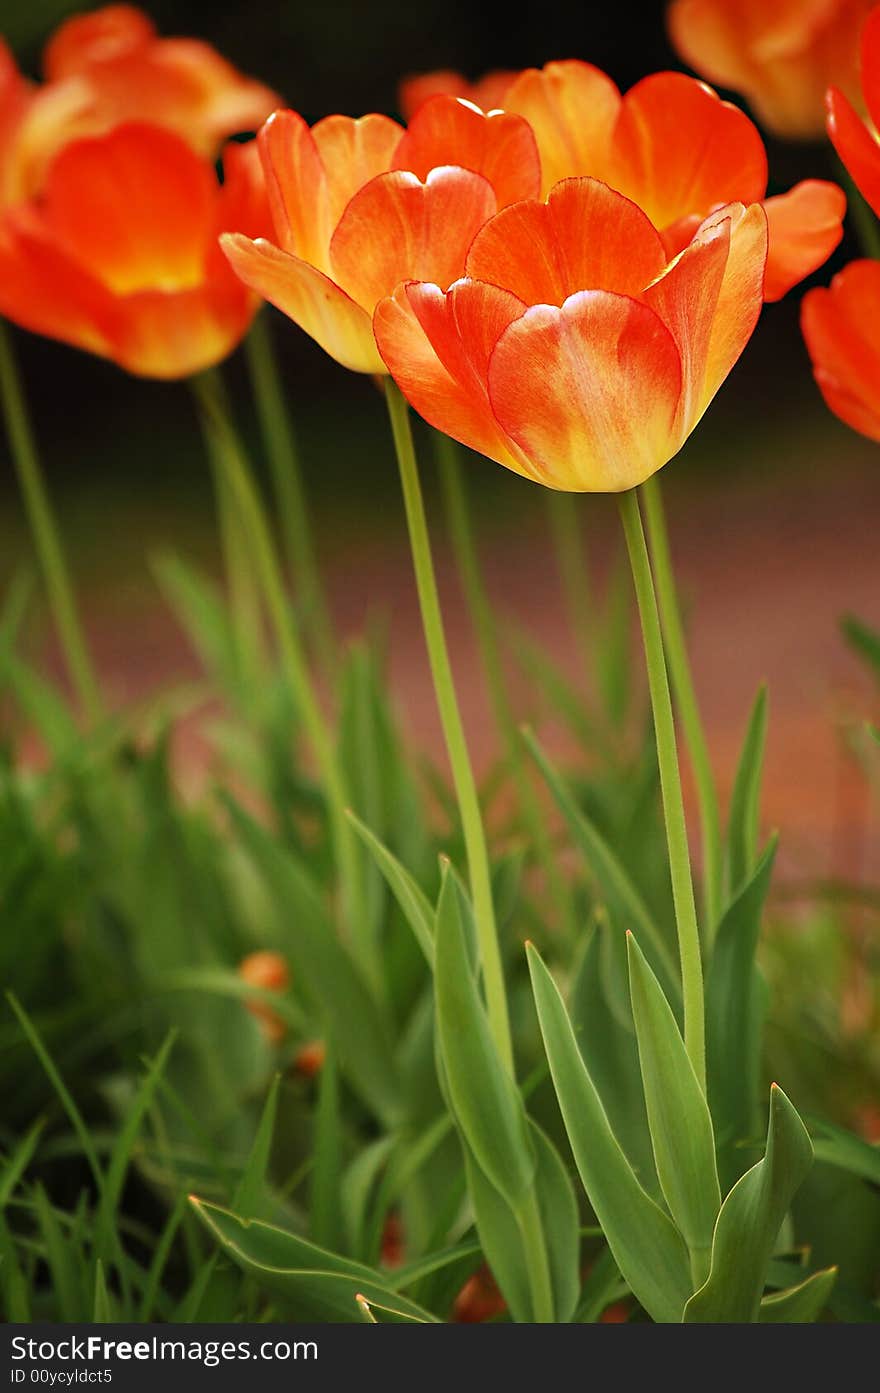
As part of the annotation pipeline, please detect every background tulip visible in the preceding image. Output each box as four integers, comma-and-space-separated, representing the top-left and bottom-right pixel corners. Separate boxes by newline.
827, 5, 880, 217
802, 259, 880, 440
667, 0, 872, 140
222, 96, 541, 373
375, 178, 768, 492
398, 68, 515, 119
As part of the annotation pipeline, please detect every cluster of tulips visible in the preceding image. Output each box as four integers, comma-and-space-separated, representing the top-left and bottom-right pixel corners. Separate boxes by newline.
3, 0, 880, 1325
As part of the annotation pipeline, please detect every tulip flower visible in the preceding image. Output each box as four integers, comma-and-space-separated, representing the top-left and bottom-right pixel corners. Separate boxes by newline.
221, 96, 541, 373
667, 0, 871, 139
801, 260, 880, 440
374, 178, 768, 492
238, 950, 290, 1043
0, 5, 279, 210
500, 60, 844, 302
398, 68, 515, 120
827, 6, 880, 216
0, 122, 270, 378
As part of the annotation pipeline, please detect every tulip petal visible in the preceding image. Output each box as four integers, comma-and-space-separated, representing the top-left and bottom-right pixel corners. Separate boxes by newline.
504, 60, 621, 196
801, 259, 880, 442
329, 167, 496, 312
611, 72, 768, 232
42, 122, 216, 294
43, 4, 155, 79
487, 290, 683, 492
222, 233, 382, 373
398, 69, 516, 121
860, 5, 880, 134
466, 176, 667, 306
827, 86, 880, 219
113, 281, 255, 379
258, 110, 332, 263
311, 112, 404, 222
374, 278, 530, 476
761, 180, 845, 301
643, 203, 766, 440
392, 94, 540, 206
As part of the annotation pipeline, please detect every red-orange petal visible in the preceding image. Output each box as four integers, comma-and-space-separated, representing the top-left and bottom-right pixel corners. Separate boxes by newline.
42, 122, 216, 295
258, 109, 331, 262
221, 232, 382, 373
374, 279, 529, 475
860, 4, 880, 134
827, 85, 880, 219
310, 112, 404, 224
504, 60, 621, 196
392, 94, 540, 207
329, 167, 496, 313
43, 4, 153, 80
801, 259, 880, 441
761, 179, 845, 301
610, 72, 768, 232
398, 69, 515, 121
112, 279, 255, 379
465, 177, 667, 307
487, 290, 683, 491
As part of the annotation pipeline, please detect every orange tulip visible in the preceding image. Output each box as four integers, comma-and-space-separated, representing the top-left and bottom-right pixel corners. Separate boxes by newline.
667, 0, 871, 139
398, 68, 515, 120
828, 6, 880, 216
374, 178, 768, 492
500, 60, 844, 302
0, 5, 279, 209
221, 96, 541, 374
238, 950, 290, 1044
0, 122, 270, 379
801, 259, 880, 440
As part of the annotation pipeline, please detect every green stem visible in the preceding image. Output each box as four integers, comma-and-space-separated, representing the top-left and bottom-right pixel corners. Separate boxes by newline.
834, 157, 880, 260
437, 434, 572, 935
516, 1189, 556, 1323
0, 323, 102, 723
245, 314, 336, 675
618, 488, 706, 1091
641, 475, 723, 938
191, 373, 371, 990
384, 381, 513, 1075
546, 490, 594, 682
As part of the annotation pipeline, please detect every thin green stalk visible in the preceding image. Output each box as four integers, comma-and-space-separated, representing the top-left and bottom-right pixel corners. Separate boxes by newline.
384, 381, 513, 1075
245, 313, 335, 674
641, 475, 723, 938
436, 434, 572, 935
191, 373, 372, 992
834, 158, 880, 260
0, 323, 102, 723
618, 488, 706, 1091
546, 489, 594, 681
516, 1189, 556, 1323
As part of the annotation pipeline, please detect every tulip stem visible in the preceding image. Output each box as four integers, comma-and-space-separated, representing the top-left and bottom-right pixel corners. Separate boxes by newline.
191, 372, 372, 994
0, 323, 103, 724
245, 313, 336, 676
640, 475, 722, 939
618, 487, 706, 1091
385, 380, 513, 1076
437, 433, 573, 936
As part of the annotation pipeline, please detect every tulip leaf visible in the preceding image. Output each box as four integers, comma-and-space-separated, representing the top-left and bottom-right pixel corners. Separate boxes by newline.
347, 810, 434, 967
706, 838, 777, 1189
841, 613, 880, 680
809, 1117, 880, 1186
626, 933, 721, 1257
527, 943, 692, 1323
684, 1085, 813, 1323
190, 1199, 437, 1321
356, 1293, 432, 1323
232, 1074, 279, 1220
523, 728, 678, 995
726, 685, 767, 897
759, 1267, 837, 1323
434, 866, 534, 1209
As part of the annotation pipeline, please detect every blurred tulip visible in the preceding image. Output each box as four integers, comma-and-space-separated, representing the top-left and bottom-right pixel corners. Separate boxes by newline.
453, 1266, 506, 1322
294, 1039, 326, 1077
828, 7, 880, 216
501, 60, 844, 301
398, 68, 515, 120
222, 97, 541, 373
801, 259, 880, 440
238, 949, 291, 1043
667, 0, 871, 139
0, 5, 279, 210
375, 178, 768, 492
0, 123, 270, 378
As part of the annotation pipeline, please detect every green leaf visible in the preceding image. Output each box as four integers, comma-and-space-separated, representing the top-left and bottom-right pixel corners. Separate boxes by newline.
527, 944, 692, 1323
529, 1121, 580, 1323
626, 933, 721, 1256
93, 1260, 113, 1323
759, 1267, 837, 1323
309, 1045, 343, 1252
684, 1085, 814, 1323
190, 1200, 437, 1322
0, 1119, 45, 1210
152, 553, 239, 692
347, 810, 434, 967
841, 613, 880, 680
356, 1293, 432, 1323
34, 1184, 82, 1320
727, 685, 767, 896
523, 729, 678, 995
809, 1118, 880, 1186
706, 839, 776, 1189
233, 1075, 280, 1219
434, 867, 534, 1209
